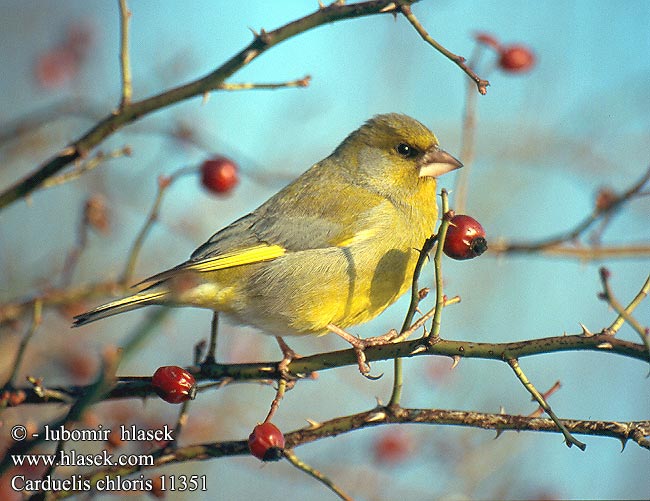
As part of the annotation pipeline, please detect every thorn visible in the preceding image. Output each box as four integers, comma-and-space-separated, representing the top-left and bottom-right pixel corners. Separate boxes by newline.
248, 26, 259, 37
60, 146, 77, 157
202, 92, 210, 105
494, 428, 504, 440
243, 49, 258, 65
363, 371, 384, 381
365, 411, 387, 423
380, 2, 397, 12
599, 266, 611, 281
409, 344, 427, 355
499, 406, 506, 415
258, 28, 271, 44
297, 75, 312, 87
318, 0, 325, 8
450, 355, 461, 370
305, 419, 322, 430
579, 322, 594, 337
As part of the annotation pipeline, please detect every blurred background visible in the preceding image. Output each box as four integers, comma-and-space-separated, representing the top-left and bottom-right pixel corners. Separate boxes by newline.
1, 1, 649, 499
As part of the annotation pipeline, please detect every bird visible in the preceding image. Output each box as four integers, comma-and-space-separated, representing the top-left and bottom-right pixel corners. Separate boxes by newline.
73, 114, 462, 345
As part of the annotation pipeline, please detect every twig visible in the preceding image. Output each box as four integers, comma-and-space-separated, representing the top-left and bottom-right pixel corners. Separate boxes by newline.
493, 165, 650, 255
598, 268, 650, 358
264, 377, 288, 424
389, 189, 452, 405
41, 146, 132, 189
389, 232, 437, 405
118, 0, 133, 108
165, 398, 192, 451
121, 167, 193, 284
507, 358, 586, 450
428, 190, 451, 343
528, 380, 561, 418
493, 243, 650, 260
399, 4, 489, 95
218, 75, 311, 91
203, 312, 219, 365
5, 299, 42, 388
60, 195, 107, 287
283, 450, 353, 501
599, 269, 649, 337
400, 240, 440, 335
0, 281, 127, 327
453, 43, 485, 213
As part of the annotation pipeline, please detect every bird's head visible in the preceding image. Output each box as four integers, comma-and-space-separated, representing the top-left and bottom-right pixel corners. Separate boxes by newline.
335, 113, 462, 202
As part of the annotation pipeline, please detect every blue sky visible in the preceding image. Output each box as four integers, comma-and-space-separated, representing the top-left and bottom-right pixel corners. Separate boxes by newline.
1, 1, 649, 500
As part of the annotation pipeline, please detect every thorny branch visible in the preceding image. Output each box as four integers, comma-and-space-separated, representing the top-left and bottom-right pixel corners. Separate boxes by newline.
38, 406, 650, 498
5, 332, 647, 406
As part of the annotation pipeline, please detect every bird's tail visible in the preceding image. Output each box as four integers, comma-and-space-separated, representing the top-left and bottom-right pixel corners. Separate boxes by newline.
72, 289, 168, 327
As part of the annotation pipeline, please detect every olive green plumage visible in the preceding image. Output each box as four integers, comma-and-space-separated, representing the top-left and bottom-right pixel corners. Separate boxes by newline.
73, 114, 462, 336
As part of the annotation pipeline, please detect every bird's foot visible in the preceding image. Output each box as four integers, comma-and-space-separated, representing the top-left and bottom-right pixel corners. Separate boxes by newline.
262, 337, 303, 423
275, 336, 301, 374
327, 324, 402, 379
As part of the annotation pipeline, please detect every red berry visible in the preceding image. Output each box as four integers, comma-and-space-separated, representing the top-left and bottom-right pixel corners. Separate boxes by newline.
373, 429, 411, 465
200, 156, 239, 195
443, 214, 488, 260
35, 47, 79, 89
498, 44, 536, 73
151, 366, 197, 404
248, 422, 285, 461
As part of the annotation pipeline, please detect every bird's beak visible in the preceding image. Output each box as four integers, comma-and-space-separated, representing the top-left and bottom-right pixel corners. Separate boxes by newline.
418, 148, 463, 178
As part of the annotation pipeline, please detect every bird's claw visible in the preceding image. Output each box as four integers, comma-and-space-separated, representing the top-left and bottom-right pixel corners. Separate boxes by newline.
327, 324, 401, 378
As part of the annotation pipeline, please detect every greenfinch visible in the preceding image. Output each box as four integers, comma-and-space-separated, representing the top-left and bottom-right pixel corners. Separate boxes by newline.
73, 114, 462, 336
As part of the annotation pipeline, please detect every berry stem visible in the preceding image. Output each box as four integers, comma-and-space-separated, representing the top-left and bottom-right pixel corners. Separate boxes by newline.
399, 4, 489, 94
427, 191, 451, 344
507, 358, 586, 450
283, 449, 353, 501
117, 0, 132, 108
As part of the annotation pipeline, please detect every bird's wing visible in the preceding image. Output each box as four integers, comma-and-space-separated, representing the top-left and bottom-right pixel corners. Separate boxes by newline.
190, 164, 384, 260
138, 165, 386, 286
136, 207, 356, 286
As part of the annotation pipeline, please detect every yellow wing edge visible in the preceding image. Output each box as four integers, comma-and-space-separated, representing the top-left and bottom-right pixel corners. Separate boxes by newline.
183, 244, 286, 272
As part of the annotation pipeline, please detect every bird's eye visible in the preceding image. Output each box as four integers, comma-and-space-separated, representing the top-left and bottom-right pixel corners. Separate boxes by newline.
396, 142, 418, 158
